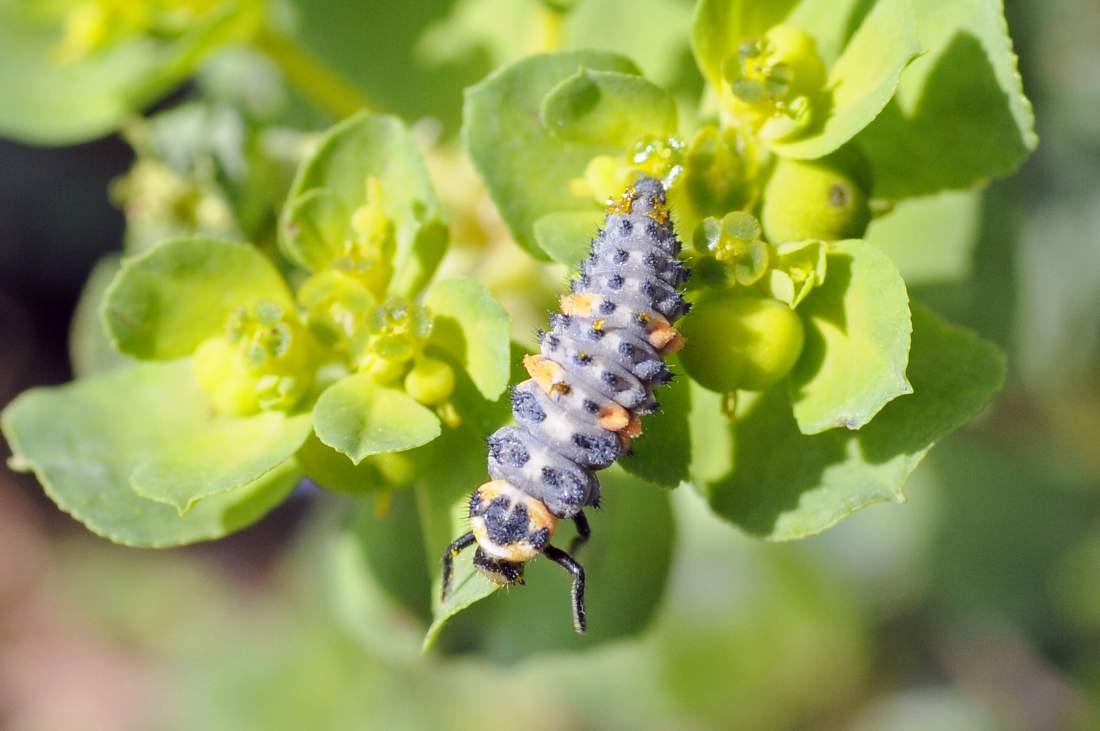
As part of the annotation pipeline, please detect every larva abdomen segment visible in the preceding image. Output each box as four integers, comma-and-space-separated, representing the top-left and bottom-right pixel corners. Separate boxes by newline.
481, 176, 688, 521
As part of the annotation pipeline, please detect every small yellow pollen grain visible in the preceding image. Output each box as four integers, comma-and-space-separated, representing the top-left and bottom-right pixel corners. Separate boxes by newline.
550, 382, 572, 397
607, 186, 635, 215
646, 197, 670, 224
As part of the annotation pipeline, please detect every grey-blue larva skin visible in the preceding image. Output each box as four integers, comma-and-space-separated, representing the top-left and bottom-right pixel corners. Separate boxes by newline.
441, 176, 689, 633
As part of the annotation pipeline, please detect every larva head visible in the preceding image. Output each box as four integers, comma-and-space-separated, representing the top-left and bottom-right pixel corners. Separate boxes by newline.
468, 480, 559, 585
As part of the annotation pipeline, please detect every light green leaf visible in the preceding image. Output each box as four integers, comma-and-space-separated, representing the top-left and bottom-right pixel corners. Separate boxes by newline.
691, 0, 801, 91
313, 374, 441, 463
533, 209, 604, 266
564, 0, 695, 91
857, 0, 1038, 197
766, 239, 828, 308
327, 491, 431, 661
789, 240, 912, 434
786, 0, 876, 64
131, 409, 312, 514
1, 360, 302, 547
413, 348, 523, 650
279, 111, 445, 290
695, 304, 1005, 540
620, 369, 692, 487
0, 0, 258, 145
389, 219, 449, 300
770, 0, 921, 159
424, 542, 496, 651
866, 189, 983, 283
541, 67, 678, 145
463, 50, 642, 258
280, 189, 350, 274
70, 254, 130, 377
103, 237, 294, 360
423, 277, 512, 400
296, 433, 387, 494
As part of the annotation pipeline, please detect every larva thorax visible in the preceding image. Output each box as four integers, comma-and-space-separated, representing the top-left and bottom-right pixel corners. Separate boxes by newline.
467, 176, 689, 586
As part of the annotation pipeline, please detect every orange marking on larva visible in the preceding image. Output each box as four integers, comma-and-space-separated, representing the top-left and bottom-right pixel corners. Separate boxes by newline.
560, 293, 597, 317
622, 415, 644, 439
647, 317, 676, 349
475, 479, 506, 503
637, 311, 651, 324
660, 331, 686, 355
597, 403, 630, 432
550, 382, 571, 397
646, 197, 669, 224
525, 497, 559, 535
592, 319, 605, 333
524, 354, 564, 394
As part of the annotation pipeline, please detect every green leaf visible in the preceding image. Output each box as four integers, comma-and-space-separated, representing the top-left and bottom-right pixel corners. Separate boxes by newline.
279, 111, 445, 289
789, 240, 912, 434
857, 0, 1038, 197
326, 491, 432, 661
423, 277, 511, 400
423, 542, 496, 651
533, 209, 603, 266
313, 374, 441, 463
1, 360, 302, 547
412, 348, 524, 650
866, 189, 983, 283
620, 368, 692, 487
131, 409, 311, 514
70, 254, 130, 377
785, 0, 877, 65
0, 0, 258, 145
691, 0, 802, 91
541, 67, 678, 145
765, 239, 829, 308
564, 0, 696, 92
770, 0, 921, 159
280, 190, 350, 273
103, 237, 294, 360
695, 304, 1005, 540
389, 219, 449, 300
296, 433, 387, 494
463, 50, 642, 258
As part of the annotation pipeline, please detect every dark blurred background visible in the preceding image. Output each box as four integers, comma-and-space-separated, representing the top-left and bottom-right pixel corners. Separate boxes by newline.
2, 1, 1099, 729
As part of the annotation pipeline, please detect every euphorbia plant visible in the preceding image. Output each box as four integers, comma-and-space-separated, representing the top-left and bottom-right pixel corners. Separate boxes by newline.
1, 0, 1035, 654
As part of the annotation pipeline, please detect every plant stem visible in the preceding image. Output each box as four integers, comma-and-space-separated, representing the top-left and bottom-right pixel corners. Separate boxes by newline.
253, 23, 380, 119
535, 6, 565, 53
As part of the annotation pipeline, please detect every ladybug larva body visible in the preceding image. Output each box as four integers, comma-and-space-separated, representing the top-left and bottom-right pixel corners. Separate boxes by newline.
441, 176, 689, 633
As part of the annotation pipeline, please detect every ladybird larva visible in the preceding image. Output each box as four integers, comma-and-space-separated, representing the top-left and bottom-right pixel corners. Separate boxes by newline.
441, 176, 688, 633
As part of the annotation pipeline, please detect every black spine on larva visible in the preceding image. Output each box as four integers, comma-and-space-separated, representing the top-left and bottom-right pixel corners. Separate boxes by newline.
485, 177, 688, 518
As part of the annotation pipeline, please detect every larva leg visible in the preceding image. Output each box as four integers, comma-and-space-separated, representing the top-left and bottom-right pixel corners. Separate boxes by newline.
544, 544, 587, 634
569, 511, 591, 555
440, 531, 476, 601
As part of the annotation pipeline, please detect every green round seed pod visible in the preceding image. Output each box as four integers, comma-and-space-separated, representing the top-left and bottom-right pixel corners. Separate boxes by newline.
679, 290, 805, 392
761, 155, 870, 242
404, 356, 456, 406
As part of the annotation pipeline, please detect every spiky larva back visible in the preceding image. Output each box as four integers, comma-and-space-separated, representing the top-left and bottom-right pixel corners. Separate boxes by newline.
485, 176, 689, 519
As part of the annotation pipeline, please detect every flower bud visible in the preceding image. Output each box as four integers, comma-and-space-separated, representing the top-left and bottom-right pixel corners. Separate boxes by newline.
679, 290, 805, 392
404, 357, 456, 406
721, 25, 826, 141
193, 301, 317, 416
761, 153, 870, 242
